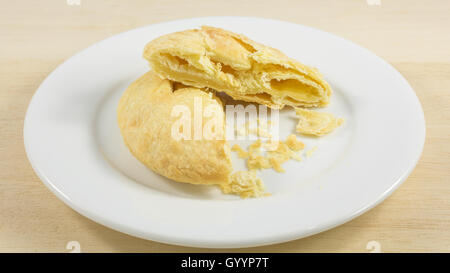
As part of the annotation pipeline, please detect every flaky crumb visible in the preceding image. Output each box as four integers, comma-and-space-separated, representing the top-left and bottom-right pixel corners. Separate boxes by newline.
285, 134, 305, 151
248, 139, 262, 154
247, 154, 271, 170
267, 143, 290, 173
269, 157, 285, 173
220, 171, 266, 198
244, 137, 305, 172
261, 140, 279, 151
295, 108, 344, 136
231, 144, 249, 158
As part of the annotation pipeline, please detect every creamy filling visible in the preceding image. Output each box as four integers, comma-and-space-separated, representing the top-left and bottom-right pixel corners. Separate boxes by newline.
158, 53, 322, 106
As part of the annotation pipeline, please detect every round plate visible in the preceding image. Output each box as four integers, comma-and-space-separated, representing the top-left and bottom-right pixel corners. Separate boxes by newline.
24, 17, 425, 248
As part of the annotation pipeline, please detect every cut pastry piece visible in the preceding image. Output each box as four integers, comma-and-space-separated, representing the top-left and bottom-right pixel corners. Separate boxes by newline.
118, 71, 268, 198
220, 171, 266, 198
295, 108, 344, 136
117, 71, 232, 185
143, 26, 332, 109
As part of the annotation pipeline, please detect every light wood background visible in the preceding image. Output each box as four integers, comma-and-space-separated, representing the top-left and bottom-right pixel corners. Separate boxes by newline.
1, 0, 449, 253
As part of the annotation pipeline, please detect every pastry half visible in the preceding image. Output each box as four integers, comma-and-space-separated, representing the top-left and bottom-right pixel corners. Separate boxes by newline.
117, 71, 232, 185
143, 26, 332, 109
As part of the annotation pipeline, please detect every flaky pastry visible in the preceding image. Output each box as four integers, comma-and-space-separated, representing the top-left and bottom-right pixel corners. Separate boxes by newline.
143, 26, 332, 109
118, 71, 268, 198
117, 71, 232, 185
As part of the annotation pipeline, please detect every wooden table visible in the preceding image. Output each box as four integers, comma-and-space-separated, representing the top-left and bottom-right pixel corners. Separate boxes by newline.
1, 0, 449, 252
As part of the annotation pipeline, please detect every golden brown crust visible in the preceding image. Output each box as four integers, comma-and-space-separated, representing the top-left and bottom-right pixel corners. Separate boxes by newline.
117, 71, 232, 185
143, 26, 332, 109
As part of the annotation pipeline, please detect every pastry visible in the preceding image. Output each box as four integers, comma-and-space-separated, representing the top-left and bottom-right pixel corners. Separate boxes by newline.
117, 71, 232, 185
143, 26, 332, 109
118, 71, 267, 197
117, 27, 344, 198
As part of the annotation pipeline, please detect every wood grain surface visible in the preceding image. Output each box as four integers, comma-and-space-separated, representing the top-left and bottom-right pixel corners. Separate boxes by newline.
1, 0, 449, 252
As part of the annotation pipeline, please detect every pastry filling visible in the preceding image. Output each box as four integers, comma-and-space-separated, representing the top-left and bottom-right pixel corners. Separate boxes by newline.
269, 79, 321, 103
154, 53, 325, 107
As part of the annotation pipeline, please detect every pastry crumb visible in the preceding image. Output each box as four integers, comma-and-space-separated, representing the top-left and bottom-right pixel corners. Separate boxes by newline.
248, 139, 262, 154
268, 156, 285, 173
285, 134, 305, 151
220, 171, 266, 198
231, 144, 249, 158
248, 154, 271, 170
243, 136, 304, 172
295, 108, 343, 136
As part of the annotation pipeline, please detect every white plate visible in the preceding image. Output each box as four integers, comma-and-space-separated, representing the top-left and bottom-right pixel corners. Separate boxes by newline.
24, 17, 425, 248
